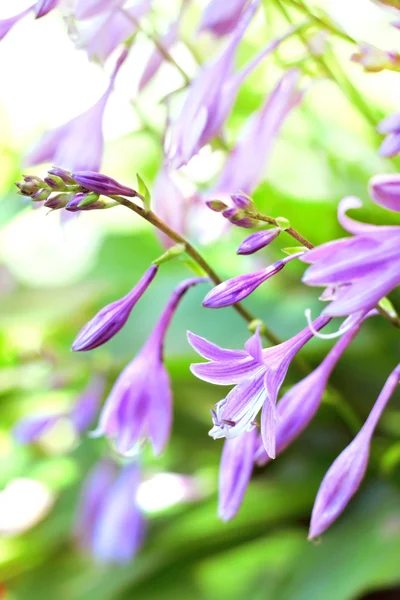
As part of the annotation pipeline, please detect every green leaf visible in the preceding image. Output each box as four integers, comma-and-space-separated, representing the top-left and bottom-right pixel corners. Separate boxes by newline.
136, 173, 151, 209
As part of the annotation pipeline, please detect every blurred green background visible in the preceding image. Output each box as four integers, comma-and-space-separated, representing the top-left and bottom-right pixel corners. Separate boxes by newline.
0, 1, 399, 599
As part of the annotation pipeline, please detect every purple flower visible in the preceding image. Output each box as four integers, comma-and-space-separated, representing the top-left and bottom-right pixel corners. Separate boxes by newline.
255, 318, 366, 466
138, 21, 179, 91
369, 174, 400, 212
76, 461, 145, 563
203, 253, 303, 308
34, 0, 59, 18
301, 197, 400, 317
237, 228, 281, 255
351, 42, 400, 73
72, 171, 137, 197
74, 0, 115, 19
198, 0, 248, 37
24, 49, 128, 172
218, 427, 257, 521
151, 167, 191, 249
72, 265, 158, 351
14, 376, 103, 443
309, 364, 400, 539
93, 277, 207, 456
210, 69, 303, 197
377, 111, 400, 157
189, 315, 330, 458
0, 7, 33, 41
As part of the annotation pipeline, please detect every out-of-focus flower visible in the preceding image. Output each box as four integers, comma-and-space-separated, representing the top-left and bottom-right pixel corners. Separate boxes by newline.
198, 0, 249, 37
369, 174, 400, 212
210, 69, 303, 198
72, 171, 137, 197
202, 253, 303, 308
218, 427, 257, 521
309, 364, 400, 539
72, 265, 158, 351
93, 277, 207, 456
151, 168, 192, 248
138, 21, 180, 91
14, 377, 104, 443
255, 317, 367, 466
76, 461, 145, 563
351, 42, 400, 72
34, 0, 60, 18
377, 111, 400, 157
189, 316, 329, 458
237, 228, 282, 255
0, 1, 59, 41
24, 48, 128, 172
301, 196, 400, 317
73, 0, 151, 63
74, 0, 117, 19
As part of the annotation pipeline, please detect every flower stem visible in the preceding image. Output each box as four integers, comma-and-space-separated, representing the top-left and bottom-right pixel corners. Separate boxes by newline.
110, 195, 282, 346
255, 212, 314, 249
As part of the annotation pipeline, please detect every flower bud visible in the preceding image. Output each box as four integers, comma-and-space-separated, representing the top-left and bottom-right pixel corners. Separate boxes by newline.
44, 176, 63, 190
48, 167, 76, 184
206, 199, 228, 213
222, 208, 256, 228
231, 193, 255, 212
237, 228, 281, 255
16, 176, 44, 196
32, 188, 52, 202
66, 192, 101, 212
351, 43, 400, 73
44, 193, 73, 210
72, 171, 137, 197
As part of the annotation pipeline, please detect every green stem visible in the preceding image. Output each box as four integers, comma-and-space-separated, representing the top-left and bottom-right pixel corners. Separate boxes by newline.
255, 212, 314, 249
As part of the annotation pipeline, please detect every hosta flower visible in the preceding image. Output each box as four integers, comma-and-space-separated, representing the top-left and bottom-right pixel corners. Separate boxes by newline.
72, 171, 137, 197
93, 277, 206, 456
74, 0, 116, 19
301, 196, 400, 317
309, 364, 400, 539
72, 265, 158, 351
255, 317, 367, 466
203, 253, 303, 308
0, 1, 59, 41
210, 69, 303, 198
76, 461, 145, 563
151, 168, 191, 249
34, 0, 59, 17
218, 427, 257, 521
189, 315, 330, 458
14, 376, 104, 443
24, 48, 128, 172
198, 0, 249, 37
138, 21, 180, 91
377, 111, 400, 157
369, 173, 400, 212
236, 228, 282, 255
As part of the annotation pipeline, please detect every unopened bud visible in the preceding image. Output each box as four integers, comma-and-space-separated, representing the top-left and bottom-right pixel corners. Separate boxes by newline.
206, 199, 228, 213
351, 43, 400, 73
48, 167, 76, 184
222, 208, 256, 228
66, 192, 100, 212
44, 176, 63, 190
16, 176, 44, 196
44, 193, 74, 209
231, 193, 255, 212
72, 171, 137, 197
32, 188, 52, 201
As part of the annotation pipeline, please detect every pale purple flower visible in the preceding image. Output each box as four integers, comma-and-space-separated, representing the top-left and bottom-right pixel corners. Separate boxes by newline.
198, 0, 249, 37
255, 318, 367, 466
189, 315, 330, 458
14, 376, 103, 443
210, 69, 303, 197
151, 168, 191, 249
76, 461, 145, 563
24, 48, 128, 172
72, 171, 137, 197
237, 228, 281, 255
72, 265, 158, 351
309, 364, 400, 539
0, 7, 33, 40
218, 427, 257, 521
166, 4, 295, 169
377, 111, 400, 157
351, 42, 400, 73
34, 0, 59, 17
203, 253, 303, 308
93, 277, 206, 456
74, 0, 116, 19
369, 174, 400, 212
301, 197, 400, 317
138, 21, 179, 91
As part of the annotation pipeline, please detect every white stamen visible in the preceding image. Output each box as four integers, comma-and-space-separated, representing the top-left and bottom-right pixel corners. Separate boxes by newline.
305, 308, 360, 340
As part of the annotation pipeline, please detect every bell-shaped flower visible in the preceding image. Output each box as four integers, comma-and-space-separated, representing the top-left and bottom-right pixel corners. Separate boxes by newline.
24, 48, 128, 172
14, 376, 104, 443
76, 461, 145, 563
34, 0, 59, 17
72, 265, 158, 351
203, 253, 303, 308
93, 277, 206, 456
255, 319, 366, 466
309, 364, 400, 539
301, 197, 400, 317
189, 315, 330, 458
210, 69, 303, 198
369, 174, 400, 212
0, 6, 34, 41
377, 110, 400, 157
198, 0, 248, 37
218, 427, 257, 521
138, 21, 180, 91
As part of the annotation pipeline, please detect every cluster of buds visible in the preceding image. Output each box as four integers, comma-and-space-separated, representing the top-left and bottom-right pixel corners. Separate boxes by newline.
16, 168, 139, 213
206, 193, 259, 228
351, 42, 400, 73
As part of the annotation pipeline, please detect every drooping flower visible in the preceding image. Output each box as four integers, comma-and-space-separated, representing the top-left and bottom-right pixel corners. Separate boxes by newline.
72, 265, 158, 351
255, 317, 368, 466
198, 0, 249, 37
74, 0, 116, 19
189, 315, 330, 458
218, 427, 257, 521
236, 228, 282, 255
151, 167, 191, 249
369, 174, 400, 212
93, 277, 207, 456
210, 69, 303, 198
203, 252, 303, 308
138, 21, 180, 91
301, 196, 400, 317
0, 7, 34, 41
76, 461, 145, 563
309, 364, 400, 539
24, 48, 129, 172
14, 376, 104, 443
377, 111, 400, 157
